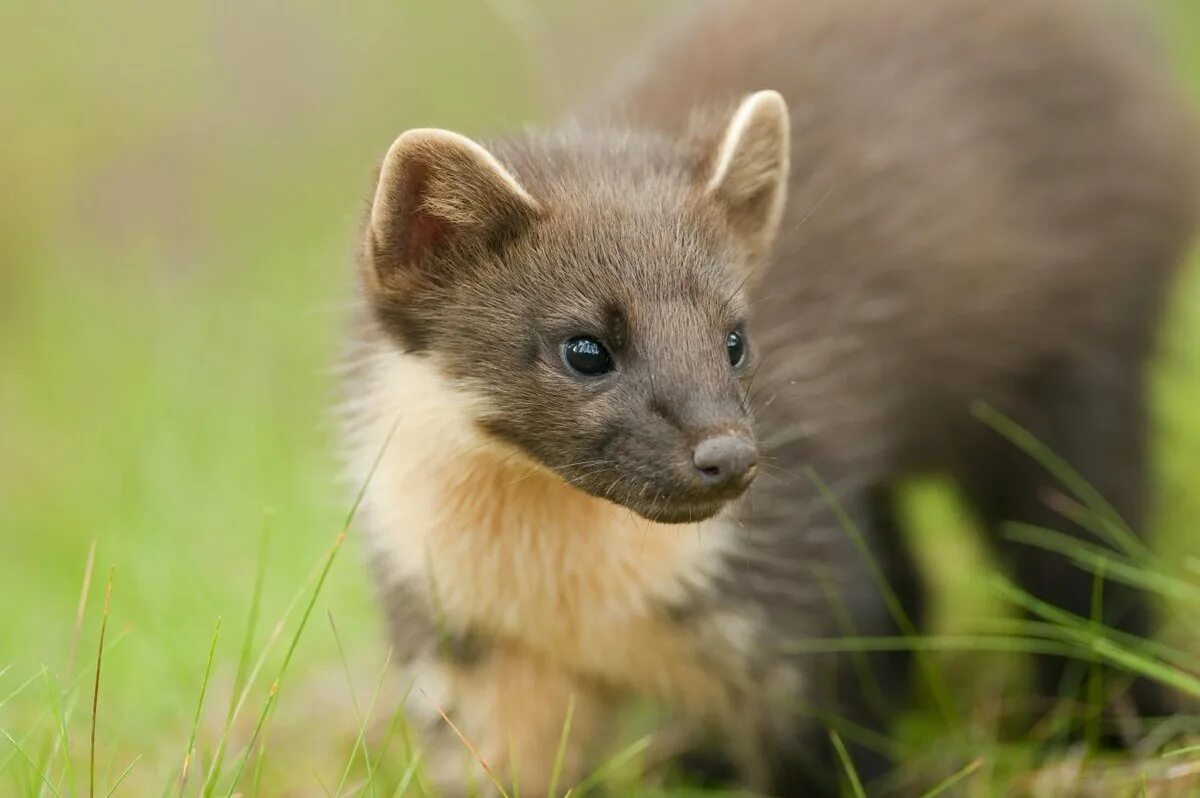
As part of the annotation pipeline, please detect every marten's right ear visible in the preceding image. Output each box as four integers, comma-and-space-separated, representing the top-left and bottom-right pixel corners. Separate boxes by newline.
365, 128, 540, 293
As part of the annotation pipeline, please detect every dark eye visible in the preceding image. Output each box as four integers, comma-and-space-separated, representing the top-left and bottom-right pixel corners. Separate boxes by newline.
726, 330, 747, 369
562, 336, 613, 377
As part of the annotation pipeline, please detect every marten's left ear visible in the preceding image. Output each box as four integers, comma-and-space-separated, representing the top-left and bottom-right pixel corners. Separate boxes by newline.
703, 90, 790, 258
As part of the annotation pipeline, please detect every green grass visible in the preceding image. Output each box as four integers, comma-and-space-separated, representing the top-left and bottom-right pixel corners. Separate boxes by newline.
2, 0, 1200, 795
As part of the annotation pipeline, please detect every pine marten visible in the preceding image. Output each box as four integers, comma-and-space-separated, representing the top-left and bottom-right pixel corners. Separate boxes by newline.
341, 0, 1199, 794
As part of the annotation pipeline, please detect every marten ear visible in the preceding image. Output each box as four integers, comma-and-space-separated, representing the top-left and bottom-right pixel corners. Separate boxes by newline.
365, 128, 540, 293
704, 90, 790, 257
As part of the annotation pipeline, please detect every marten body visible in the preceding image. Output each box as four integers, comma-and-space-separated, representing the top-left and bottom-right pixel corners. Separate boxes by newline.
341, 0, 1198, 794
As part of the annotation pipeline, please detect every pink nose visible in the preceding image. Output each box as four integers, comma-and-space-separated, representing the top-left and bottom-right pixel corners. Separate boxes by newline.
692, 434, 758, 488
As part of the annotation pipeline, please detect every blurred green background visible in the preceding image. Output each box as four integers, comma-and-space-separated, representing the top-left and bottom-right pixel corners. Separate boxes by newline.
1, 0, 1198, 794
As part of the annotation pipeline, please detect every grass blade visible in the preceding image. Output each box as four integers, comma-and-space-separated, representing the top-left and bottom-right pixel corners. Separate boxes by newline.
786, 634, 1079, 657
994, 578, 1200, 698
179, 617, 222, 793
0, 667, 49, 713
67, 541, 97, 683
90, 568, 114, 798
568, 735, 654, 797
1004, 523, 1200, 603
1086, 560, 1106, 749
333, 643, 394, 797
918, 757, 984, 798
104, 756, 141, 798
202, 514, 272, 796
1, 727, 62, 798
420, 689, 510, 798
972, 403, 1150, 559
391, 753, 423, 798
829, 729, 865, 798
38, 669, 75, 798
223, 530, 348, 796
546, 694, 576, 798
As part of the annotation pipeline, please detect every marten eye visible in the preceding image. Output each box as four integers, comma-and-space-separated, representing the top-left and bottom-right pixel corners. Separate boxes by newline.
562, 336, 613, 377
726, 330, 747, 369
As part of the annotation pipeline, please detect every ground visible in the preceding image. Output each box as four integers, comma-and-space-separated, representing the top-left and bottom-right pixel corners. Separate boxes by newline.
1, 0, 1199, 795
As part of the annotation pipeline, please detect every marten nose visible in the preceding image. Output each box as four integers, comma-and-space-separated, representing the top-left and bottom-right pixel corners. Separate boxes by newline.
691, 434, 758, 490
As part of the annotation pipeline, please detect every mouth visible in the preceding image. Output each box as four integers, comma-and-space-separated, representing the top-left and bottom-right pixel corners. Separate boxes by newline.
557, 463, 753, 525
629, 496, 734, 524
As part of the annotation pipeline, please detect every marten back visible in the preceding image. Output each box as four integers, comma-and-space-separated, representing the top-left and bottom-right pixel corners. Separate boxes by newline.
601, 0, 1199, 479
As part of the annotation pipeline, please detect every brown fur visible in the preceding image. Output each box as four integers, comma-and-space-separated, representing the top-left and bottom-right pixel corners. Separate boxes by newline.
342, 0, 1199, 795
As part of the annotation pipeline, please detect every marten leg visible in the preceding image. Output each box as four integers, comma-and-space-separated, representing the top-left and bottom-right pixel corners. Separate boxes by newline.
405, 643, 612, 797
861, 484, 925, 704
786, 487, 922, 796
708, 485, 921, 797
963, 362, 1167, 729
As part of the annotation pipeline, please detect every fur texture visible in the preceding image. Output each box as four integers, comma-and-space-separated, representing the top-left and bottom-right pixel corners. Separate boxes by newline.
341, 0, 1199, 794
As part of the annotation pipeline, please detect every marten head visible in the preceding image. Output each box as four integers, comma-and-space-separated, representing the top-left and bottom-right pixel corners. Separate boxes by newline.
359, 91, 789, 524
